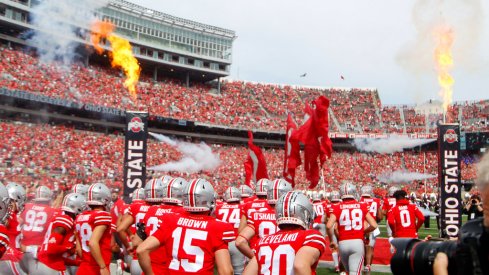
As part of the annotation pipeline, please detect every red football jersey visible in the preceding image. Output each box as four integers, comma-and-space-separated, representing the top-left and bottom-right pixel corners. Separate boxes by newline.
387, 199, 425, 238
125, 201, 150, 259
247, 204, 277, 239
152, 212, 235, 275
20, 203, 59, 246
142, 204, 185, 274
75, 210, 112, 270
38, 213, 75, 271
241, 196, 257, 205
383, 197, 397, 214
360, 197, 381, 219
241, 199, 269, 220
0, 224, 10, 259
110, 198, 127, 233
332, 200, 369, 241
215, 202, 242, 237
253, 229, 326, 275
313, 201, 328, 224
3, 210, 22, 262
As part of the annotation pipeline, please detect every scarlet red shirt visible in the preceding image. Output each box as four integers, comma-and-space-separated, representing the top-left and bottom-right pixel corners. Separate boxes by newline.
252, 229, 326, 275
360, 197, 381, 220
383, 197, 397, 215
247, 204, 277, 239
313, 201, 328, 224
152, 212, 234, 275
75, 210, 112, 269
331, 199, 369, 241
3, 210, 22, 262
241, 198, 269, 220
110, 198, 127, 233
38, 213, 75, 271
0, 224, 10, 259
20, 203, 59, 246
387, 199, 425, 238
215, 202, 242, 237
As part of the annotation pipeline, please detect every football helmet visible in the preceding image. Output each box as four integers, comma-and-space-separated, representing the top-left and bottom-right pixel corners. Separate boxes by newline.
144, 178, 165, 202
61, 193, 86, 215
0, 183, 12, 224
132, 188, 146, 202
276, 191, 315, 230
86, 183, 111, 208
33, 186, 52, 202
239, 185, 253, 198
312, 191, 321, 202
72, 184, 89, 197
255, 178, 270, 196
183, 179, 215, 212
6, 182, 26, 211
162, 177, 186, 204
360, 185, 373, 198
388, 186, 401, 197
339, 182, 358, 200
223, 187, 241, 203
330, 191, 342, 202
267, 179, 293, 205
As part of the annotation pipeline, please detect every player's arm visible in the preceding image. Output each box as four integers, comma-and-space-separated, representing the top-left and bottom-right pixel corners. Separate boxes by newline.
235, 226, 255, 259
414, 207, 425, 231
326, 213, 337, 249
136, 236, 161, 275
215, 248, 233, 275
75, 233, 82, 257
377, 202, 384, 221
88, 225, 110, 273
242, 256, 258, 275
364, 212, 378, 234
294, 246, 321, 275
238, 214, 248, 233
45, 226, 72, 255
116, 213, 134, 251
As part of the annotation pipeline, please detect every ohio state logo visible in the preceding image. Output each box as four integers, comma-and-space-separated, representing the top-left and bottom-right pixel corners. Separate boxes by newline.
443, 129, 458, 143
128, 117, 144, 133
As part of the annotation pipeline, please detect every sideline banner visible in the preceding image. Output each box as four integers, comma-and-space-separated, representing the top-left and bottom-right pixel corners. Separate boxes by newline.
437, 123, 462, 238
123, 111, 148, 203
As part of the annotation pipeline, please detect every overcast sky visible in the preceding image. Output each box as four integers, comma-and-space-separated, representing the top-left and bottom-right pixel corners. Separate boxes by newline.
129, 0, 489, 105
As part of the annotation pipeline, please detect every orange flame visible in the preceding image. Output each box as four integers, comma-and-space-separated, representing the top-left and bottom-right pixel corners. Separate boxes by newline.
434, 26, 454, 115
90, 20, 140, 101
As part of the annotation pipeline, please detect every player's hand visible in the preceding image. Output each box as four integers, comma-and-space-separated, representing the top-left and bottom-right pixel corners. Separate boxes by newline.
329, 242, 338, 251
424, 235, 432, 241
100, 266, 110, 275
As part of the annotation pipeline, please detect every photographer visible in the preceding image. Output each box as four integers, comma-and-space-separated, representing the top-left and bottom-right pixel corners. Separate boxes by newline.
434, 152, 489, 275
463, 194, 483, 221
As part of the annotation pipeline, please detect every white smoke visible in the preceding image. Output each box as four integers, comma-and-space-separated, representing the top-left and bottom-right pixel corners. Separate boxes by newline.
28, 0, 108, 66
352, 135, 435, 154
377, 170, 436, 184
148, 132, 221, 174
419, 206, 439, 217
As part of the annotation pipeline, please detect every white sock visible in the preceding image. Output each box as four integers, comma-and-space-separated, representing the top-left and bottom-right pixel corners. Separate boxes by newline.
332, 252, 339, 267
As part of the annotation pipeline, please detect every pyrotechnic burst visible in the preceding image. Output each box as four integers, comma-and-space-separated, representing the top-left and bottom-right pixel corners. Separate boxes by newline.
91, 20, 141, 101
434, 26, 455, 120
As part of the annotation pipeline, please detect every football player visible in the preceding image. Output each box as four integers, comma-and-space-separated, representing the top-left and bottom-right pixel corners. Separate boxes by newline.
325, 190, 342, 272
236, 179, 292, 259
359, 185, 383, 273
20, 186, 59, 273
0, 183, 12, 259
36, 193, 86, 274
137, 178, 235, 275
0, 183, 26, 275
75, 183, 113, 275
243, 191, 327, 275
238, 179, 270, 233
215, 186, 245, 274
312, 192, 328, 237
327, 182, 378, 275
239, 185, 255, 205
387, 190, 425, 239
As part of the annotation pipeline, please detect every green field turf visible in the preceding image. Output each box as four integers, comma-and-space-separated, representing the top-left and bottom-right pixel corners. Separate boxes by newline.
317, 267, 386, 275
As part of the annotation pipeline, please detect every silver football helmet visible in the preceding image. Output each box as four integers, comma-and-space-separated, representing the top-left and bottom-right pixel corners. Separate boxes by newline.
255, 178, 270, 196
132, 188, 146, 202
6, 182, 26, 212
0, 183, 12, 224
312, 192, 321, 202
162, 177, 187, 204
239, 185, 253, 198
72, 184, 89, 197
183, 179, 215, 212
330, 190, 342, 202
144, 178, 165, 202
86, 183, 111, 209
61, 193, 87, 215
388, 185, 401, 197
223, 187, 241, 203
276, 191, 315, 230
339, 182, 358, 200
360, 185, 373, 198
267, 179, 293, 205
33, 186, 52, 202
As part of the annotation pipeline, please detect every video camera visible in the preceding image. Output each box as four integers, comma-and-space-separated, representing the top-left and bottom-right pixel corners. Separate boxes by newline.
390, 218, 488, 275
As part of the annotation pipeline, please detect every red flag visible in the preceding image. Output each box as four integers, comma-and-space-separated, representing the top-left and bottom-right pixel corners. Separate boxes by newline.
283, 114, 301, 186
244, 131, 268, 187
291, 96, 333, 189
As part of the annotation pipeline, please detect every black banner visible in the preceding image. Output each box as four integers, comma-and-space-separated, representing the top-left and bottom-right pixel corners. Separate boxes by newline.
437, 123, 462, 238
123, 111, 148, 203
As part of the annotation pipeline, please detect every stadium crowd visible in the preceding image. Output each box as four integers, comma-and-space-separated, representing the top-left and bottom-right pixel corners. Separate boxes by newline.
0, 46, 487, 134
